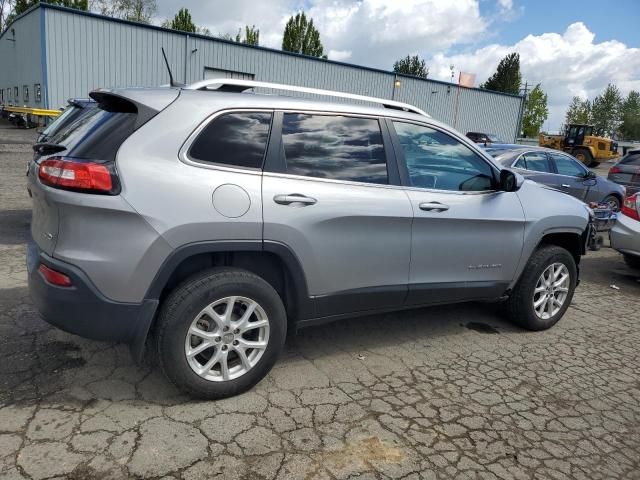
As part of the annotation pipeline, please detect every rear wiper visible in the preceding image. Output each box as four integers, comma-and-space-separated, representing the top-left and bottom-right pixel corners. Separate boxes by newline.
33, 142, 67, 155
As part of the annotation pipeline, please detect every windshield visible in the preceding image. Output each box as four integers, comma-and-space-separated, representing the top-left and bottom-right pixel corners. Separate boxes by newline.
487, 134, 504, 143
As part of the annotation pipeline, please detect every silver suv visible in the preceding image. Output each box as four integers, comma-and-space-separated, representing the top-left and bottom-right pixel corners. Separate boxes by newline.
27, 79, 592, 398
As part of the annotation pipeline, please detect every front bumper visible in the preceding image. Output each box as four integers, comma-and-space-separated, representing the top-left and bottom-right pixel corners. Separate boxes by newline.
27, 242, 158, 348
610, 214, 640, 257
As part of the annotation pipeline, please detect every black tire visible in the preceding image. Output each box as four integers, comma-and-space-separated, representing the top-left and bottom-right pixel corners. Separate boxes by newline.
156, 268, 286, 399
573, 148, 595, 167
623, 254, 640, 270
504, 245, 577, 331
602, 194, 621, 211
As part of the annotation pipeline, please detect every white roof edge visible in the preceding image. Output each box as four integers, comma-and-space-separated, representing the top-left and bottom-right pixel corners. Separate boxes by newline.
184, 78, 430, 118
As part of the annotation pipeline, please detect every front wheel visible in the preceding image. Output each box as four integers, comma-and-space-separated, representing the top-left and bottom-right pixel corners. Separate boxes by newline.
504, 245, 577, 331
156, 268, 286, 399
602, 195, 621, 211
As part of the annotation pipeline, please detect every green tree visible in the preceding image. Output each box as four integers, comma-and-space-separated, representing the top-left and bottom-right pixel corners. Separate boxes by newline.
591, 83, 622, 137
235, 25, 259, 46
620, 90, 640, 140
393, 55, 429, 79
11, 0, 87, 17
480, 52, 521, 95
565, 96, 592, 125
521, 83, 548, 137
282, 12, 326, 58
169, 7, 195, 33
93, 0, 156, 23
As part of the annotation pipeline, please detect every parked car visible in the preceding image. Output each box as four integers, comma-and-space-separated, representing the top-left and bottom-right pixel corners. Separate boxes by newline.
37, 98, 96, 144
607, 149, 640, 197
490, 146, 626, 210
466, 131, 505, 144
27, 80, 592, 399
610, 193, 640, 269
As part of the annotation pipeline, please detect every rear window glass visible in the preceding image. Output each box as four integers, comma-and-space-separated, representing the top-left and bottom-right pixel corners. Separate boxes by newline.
39, 103, 97, 142
189, 112, 272, 169
620, 153, 640, 166
47, 102, 137, 162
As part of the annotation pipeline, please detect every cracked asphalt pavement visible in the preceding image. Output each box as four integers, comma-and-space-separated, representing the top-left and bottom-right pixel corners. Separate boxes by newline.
1, 121, 639, 479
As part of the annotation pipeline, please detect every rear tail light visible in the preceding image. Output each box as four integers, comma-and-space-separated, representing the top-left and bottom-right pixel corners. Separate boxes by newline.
608, 166, 621, 175
38, 157, 117, 194
38, 264, 73, 287
621, 194, 640, 221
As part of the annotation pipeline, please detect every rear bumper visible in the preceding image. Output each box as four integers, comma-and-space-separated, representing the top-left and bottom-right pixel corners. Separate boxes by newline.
610, 214, 640, 257
27, 242, 158, 349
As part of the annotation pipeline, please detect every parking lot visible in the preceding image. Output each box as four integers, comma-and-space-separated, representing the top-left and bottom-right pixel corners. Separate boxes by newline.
0, 121, 639, 479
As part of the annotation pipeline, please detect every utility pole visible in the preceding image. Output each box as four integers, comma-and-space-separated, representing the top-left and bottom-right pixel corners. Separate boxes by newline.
516, 81, 530, 139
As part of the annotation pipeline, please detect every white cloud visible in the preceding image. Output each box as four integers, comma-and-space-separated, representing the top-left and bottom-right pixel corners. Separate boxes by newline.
154, 1, 639, 132
428, 22, 640, 131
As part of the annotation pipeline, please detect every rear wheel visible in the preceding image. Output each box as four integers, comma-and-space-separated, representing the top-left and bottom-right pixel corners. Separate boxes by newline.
623, 254, 640, 270
504, 245, 577, 331
573, 148, 596, 167
157, 268, 286, 399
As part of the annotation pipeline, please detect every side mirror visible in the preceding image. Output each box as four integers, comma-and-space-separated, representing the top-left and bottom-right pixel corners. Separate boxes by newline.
584, 170, 596, 179
499, 169, 519, 192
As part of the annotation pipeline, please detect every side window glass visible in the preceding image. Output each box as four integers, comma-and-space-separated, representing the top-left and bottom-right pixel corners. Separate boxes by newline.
513, 157, 527, 169
281, 113, 388, 184
189, 112, 272, 169
392, 122, 494, 191
551, 153, 586, 177
521, 152, 551, 173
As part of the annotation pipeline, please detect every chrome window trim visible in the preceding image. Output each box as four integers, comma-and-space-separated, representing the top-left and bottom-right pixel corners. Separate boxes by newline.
261, 171, 407, 191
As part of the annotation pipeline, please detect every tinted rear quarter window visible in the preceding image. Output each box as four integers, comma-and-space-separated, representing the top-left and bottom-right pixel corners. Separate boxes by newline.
281, 113, 388, 184
189, 112, 272, 169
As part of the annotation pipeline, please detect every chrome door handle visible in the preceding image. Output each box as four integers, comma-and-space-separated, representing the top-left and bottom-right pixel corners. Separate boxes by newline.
419, 202, 449, 212
273, 194, 317, 205
561, 184, 571, 188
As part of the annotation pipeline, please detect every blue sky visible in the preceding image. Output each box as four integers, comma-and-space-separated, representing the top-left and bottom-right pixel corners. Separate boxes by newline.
478, 0, 639, 49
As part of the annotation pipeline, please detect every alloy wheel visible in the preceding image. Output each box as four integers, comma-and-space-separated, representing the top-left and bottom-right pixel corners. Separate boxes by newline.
532, 263, 570, 320
184, 296, 270, 382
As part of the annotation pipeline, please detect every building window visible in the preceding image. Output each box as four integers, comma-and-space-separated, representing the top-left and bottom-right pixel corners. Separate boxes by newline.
34, 84, 41, 103
203, 67, 255, 81
23, 85, 29, 102
14, 86, 19, 102
0, 89, 3, 104
6, 88, 10, 103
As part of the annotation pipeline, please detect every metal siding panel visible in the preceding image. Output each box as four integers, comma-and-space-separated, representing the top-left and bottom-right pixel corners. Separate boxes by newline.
6, 8, 522, 137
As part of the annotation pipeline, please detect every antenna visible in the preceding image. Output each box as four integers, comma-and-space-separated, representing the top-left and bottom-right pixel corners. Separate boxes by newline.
161, 47, 183, 87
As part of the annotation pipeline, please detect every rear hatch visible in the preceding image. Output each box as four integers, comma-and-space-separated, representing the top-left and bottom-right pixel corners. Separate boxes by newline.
28, 89, 178, 255
608, 151, 640, 192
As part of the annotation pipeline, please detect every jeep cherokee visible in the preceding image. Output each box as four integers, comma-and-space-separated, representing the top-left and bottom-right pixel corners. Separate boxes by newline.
27, 79, 592, 399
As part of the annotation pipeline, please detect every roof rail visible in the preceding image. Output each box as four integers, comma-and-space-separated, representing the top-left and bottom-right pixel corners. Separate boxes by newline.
184, 78, 430, 117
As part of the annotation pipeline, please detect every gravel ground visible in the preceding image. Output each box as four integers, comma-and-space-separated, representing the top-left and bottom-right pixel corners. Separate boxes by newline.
0, 120, 639, 479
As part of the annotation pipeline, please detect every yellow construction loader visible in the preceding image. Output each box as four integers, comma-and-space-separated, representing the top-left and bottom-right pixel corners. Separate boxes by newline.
538, 124, 619, 167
